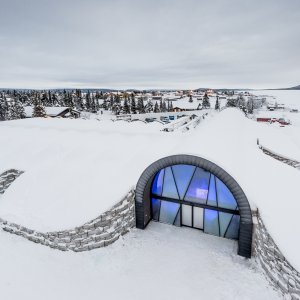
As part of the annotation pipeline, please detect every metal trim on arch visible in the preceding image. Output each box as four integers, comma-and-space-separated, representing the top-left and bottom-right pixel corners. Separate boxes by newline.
135, 154, 253, 258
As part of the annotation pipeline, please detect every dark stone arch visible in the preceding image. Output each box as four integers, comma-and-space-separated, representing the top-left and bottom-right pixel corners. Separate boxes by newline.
135, 154, 253, 258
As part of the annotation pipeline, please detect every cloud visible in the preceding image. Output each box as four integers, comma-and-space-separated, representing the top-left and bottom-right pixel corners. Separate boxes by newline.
0, 0, 299, 89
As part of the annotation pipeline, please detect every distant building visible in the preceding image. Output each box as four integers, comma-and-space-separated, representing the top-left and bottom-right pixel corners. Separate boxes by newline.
172, 106, 186, 112
206, 89, 214, 95
24, 107, 81, 119
152, 96, 163, 101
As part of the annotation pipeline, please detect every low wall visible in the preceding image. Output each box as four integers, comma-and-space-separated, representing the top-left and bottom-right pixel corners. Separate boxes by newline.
253, 212, 300, 299
0, 169, 24, 194
0, 169, 136, 252
0, 189, 135, 252
259, 144, 300, 170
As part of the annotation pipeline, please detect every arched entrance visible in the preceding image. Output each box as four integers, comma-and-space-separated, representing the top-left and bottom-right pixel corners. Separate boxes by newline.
135, 155, 253, 258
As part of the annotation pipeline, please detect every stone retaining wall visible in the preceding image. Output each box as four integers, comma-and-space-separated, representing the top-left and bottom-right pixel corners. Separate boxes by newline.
0, 189, 135, 252
259, 144, 300, 170
0, 169, 24, 194
253, 212, 300, 299
0, 168, 136, 252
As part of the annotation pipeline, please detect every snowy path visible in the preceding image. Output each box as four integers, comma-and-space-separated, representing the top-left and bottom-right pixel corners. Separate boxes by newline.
0, 222, 281, 300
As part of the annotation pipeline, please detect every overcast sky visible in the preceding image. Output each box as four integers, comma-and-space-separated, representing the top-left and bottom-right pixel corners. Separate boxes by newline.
0, 0, 299, 90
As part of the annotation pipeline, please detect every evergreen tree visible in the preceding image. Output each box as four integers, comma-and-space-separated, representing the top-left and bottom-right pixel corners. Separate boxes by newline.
202, 93, 210, 109
123, 98, 130, 114
237, 94, 246, 109
102, 99, 108, 110
112, 102, 121, 115
189, 95, 193, 103
115, 94, 121, 104
41, 91, 48, 106
154, 101, 159, 113
247, 98, 254, 114
85, 91, 91, 111
215, 96, 220, 110
137, 98, 145, 114
131, 96, 136, 114
33, 96, 46, 118
75, 94, 85, 111
226, 98, 238, 107
68, 92, 75, 109
159, 99, 163, 111
0, 98, 9, 121
9, 99, 26, 119
61, 89, 67, 106
109, 94, 114, 110
90, 98, 96, 112
95, 99, 100, 111
145, 100, 153, 113
169, 101, 173, 111
48, 90, 52, 106
161, 101, 167, 112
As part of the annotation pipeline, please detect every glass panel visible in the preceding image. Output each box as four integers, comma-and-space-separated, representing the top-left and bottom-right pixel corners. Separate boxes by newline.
193, 207, 203, 229
204, 209, 220, 236
219, 212, 233, 237
216, 178, 237, 210
182, 204, 192, 226
159, 200, 180, 224
162, 167, 179, 199
207, 175, 217, 207
225, 215, 240, 239
151, 198, 161, 221
184, 167, 210, 204
172, 165, 196, 199
151, 169, 165, 196
174, 209, 181, 226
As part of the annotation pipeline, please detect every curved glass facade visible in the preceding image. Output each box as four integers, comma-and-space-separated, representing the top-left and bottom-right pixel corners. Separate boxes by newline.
151, 164, 240, 240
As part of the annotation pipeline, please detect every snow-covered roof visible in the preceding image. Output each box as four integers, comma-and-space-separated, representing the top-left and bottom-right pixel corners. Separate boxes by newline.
0, 108, 300, 270
24, 106, 70, 117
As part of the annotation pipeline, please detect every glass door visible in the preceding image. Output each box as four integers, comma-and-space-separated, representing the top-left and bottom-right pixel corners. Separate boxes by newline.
193, 207, 204, 229
181, 204, 192, 227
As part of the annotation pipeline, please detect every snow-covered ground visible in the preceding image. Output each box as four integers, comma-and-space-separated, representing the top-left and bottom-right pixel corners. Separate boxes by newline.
0, 222, 281, 300
252, 90, 300, 110
163, 95, 227, 110
1, 104, 300, 271
251, 90, 300, 161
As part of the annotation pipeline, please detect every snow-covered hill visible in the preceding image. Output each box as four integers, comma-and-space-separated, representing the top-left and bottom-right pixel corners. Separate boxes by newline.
1, 107, 300, 272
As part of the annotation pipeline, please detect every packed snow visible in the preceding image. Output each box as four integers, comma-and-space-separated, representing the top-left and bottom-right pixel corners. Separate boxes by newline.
0, 222, 281, 300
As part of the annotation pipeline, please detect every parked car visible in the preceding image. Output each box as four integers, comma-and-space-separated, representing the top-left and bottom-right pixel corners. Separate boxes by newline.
145, 118, 156, 123
160, 116, 169, 121
277, 118, 291, 125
